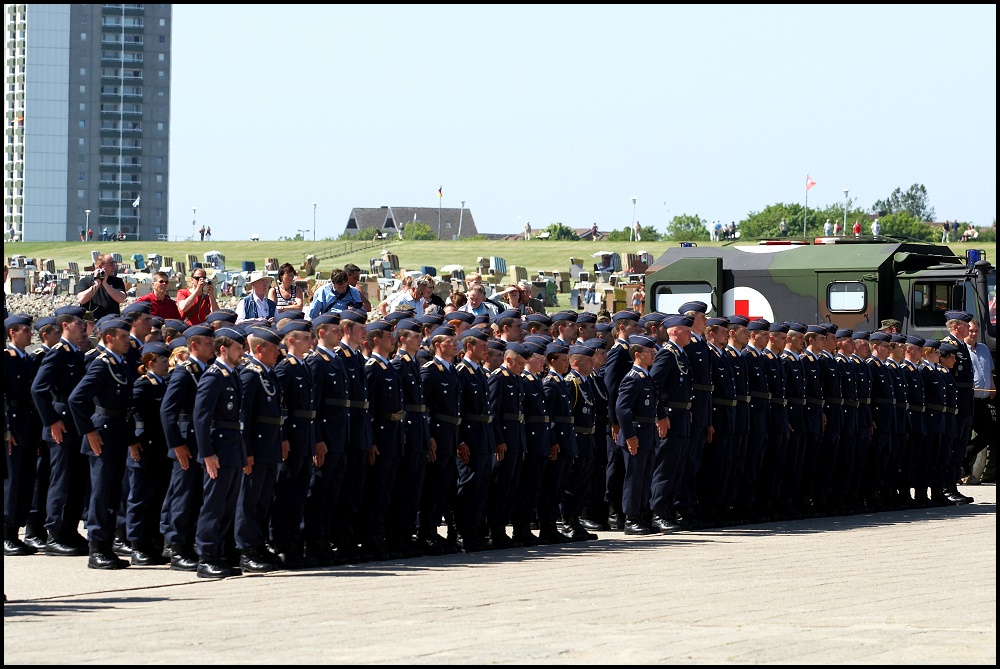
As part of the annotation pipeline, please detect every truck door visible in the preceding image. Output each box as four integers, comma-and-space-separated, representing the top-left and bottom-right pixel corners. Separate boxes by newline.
817, 271, 875, 331
648, 257, 723, 316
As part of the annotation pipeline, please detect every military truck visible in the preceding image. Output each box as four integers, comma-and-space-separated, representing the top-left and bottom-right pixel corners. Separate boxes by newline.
644, 237, 996, 362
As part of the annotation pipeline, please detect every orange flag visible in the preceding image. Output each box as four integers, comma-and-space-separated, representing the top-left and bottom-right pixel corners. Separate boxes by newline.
806, 175, 817, 191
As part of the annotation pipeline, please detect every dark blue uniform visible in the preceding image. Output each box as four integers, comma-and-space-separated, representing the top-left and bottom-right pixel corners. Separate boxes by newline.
866, 356, 897, 507
562, 369, 596, 532
5, 345, 41, 539
486, 365, 525, 543
799, 349, 825, 503
724, 344, 750, 512
193, 361, 246, 565
698, 343, 736, 518
160, 357, 208, 559
24, 344, 54, 544
68, 350, 136, 550
739, 345, 770, 514
388, 350, 431, 552
538, 369, 575, 537
271, 354, 316, 556
362, 353, 404, 556
886, 358, 909, 504
940, 332, 974, 488
679, 335, 712, 517
615, 365, 664, 519
126, 370, 170, 554
816, 351, 843, 509
849, 353, 874, 506
334, 343, 371, 554
303, 346, 350, 560
419, 357, 461, 549
511, 369, 550, 544
602, 339, 632, 522
237, 357, 284, 553
30, 339, 88, 546
649, 340, 692, 523
583, 369, 611, 526
921, 361, 947, 503
454, 358, 495, 547
833, 352, 859, 506
901, 359, 927, 501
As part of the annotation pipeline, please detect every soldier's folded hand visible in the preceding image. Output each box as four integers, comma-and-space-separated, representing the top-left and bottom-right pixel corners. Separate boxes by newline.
205, 455, 220, 480
428, 438, 438, 463
457, 443, 470, 465
129, 443, 142, 462
244, 455, 254, 476
281, 440, 290, 461
626, 436, 639, 456
6, 432, 15, 455
174, 445, 191, 471
549, 443, 560, 461
50, 420, 66, 444
657, 417, 670, 439
314, 441, 327, 468
368, 445, 379, 466
87, 430, 103, 457
496, 443, 507, 462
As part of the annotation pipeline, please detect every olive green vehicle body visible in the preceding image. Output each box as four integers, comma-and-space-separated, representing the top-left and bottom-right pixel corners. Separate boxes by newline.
644, 238, 996, 363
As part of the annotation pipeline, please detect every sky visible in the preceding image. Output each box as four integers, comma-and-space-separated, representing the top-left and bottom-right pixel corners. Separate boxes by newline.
168, 5, 996, 241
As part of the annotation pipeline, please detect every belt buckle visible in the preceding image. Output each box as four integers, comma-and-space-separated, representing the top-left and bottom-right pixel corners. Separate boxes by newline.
239, 422, 245, 430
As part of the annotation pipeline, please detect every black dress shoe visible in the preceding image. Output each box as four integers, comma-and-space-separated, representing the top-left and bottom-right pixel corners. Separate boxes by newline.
651, 515, 680, 534
45, 538, 88, 557
456, 535, 485, 553
512, 529, 538, 547
488, 533, 516, 550
113, 538, 134, 557
4, 538, 38, 556
536, 525, 570, 545
624, 518, 654, 536
578, 517, 610, 532
240, 548, 278, 573
24, 534, 48, 551
170, 551, 199, 571
88, 550, 129, 570
197, 561, 231, 579
607, 512, 625, 531
275, 548, 307, 570
131, 547, 168, 566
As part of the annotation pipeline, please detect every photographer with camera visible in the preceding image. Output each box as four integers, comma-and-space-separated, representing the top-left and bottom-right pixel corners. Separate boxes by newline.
76, 254, 126, 319
176, 268, 220, 326
306, 269, 366, 319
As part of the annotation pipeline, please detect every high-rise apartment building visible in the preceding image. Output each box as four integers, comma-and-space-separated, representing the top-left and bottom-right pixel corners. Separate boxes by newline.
5, 4, 171, 242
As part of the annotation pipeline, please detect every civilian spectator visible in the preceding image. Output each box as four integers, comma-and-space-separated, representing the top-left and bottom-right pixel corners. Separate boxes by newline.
235, 271, 277, 323
458, 285, 499, 317
964, 319, 995, 484
268, 263, 305, 314
175, 268, 220, 326
307, 269, 366, 319
76, 253, 126, 319
135, 271, 182, 319
343, 263, 373, 312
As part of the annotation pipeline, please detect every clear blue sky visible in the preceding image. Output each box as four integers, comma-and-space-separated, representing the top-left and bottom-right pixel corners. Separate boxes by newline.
169, 5, 996, 240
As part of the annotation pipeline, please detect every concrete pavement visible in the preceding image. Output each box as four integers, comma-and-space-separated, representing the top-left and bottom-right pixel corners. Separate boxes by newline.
4, 484, 995, 664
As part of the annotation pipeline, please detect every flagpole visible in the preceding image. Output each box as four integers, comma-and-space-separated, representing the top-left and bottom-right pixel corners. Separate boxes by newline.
437, 186, 443, 240
803, 178, 808, 238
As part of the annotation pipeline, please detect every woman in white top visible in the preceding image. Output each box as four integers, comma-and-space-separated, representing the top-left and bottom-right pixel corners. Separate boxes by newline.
268, 263, 304, 313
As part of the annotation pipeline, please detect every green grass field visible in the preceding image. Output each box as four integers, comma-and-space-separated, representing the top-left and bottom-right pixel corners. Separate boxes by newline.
6, 238, 989, 278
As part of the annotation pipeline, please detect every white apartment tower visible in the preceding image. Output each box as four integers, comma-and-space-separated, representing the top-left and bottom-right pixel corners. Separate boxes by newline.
4, 4, 172, 242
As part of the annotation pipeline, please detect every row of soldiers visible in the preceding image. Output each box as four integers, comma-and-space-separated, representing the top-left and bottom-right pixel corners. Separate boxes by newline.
4, 298, 978, 578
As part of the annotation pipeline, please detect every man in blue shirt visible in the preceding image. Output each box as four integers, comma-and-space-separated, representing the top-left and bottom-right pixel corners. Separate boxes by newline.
307, 270, 367, 319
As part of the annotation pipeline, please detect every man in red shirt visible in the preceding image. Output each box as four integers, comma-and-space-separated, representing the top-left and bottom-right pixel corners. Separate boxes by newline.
135, 271, 182, 319
176, 268, 220, 325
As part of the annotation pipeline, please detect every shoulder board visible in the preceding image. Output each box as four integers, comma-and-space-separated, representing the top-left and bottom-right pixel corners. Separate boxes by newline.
727, 349, 738, 357
246, 362, 264, 373
571, 374, 584, 385
421, 360, 437, 370
287, 357, 297, 366
747, 349, 758, 357
335, 346, 351, 358
147, 375, 159, 386
7, 349, 15, 357
400, 352, 412, 362
500, 368, 510, 377
62, 343, 72, 352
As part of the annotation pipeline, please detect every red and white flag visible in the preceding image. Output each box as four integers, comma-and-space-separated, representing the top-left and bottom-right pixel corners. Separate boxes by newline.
806, 175, 817, 191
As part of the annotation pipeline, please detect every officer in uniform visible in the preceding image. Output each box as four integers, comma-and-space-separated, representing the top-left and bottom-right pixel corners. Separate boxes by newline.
739, 319, 771, 521
193, 326, 247, 579
30, 305, 90, 556
453, 328, 495, 552
125, 341, 171, 566
901, 335, 928, 506
303, 313, 350, 566
68, 317, 138, 569
699, 317, 736, 525
798, 325, 826, 512
580, 336, 611, 532
511, 339, 551, 546
815, 324, 843, 514
723, 315, 751, 522
418, 325, 462, 555
936, 341, 962, 505
561, 343, 598, 541
940, 310, 975, 504
764, 323, 794, 518
271, 319, 317, 568
615, 334, 668, 535
649, 314, 693, 533
333, 309, 373, 561
886, 333, 910, 506
237, 325, 285, 573
4, 315, 40, 556
867, 332, 897, 510
919, 340, 949, 506
849, 331, 875, 510
388, 318, 431, 558
833, 329, 860, 512
537, 341, 575, 544
122, 301, 153, 375
603, 310, 641, 530
361, 320, 405, 561
159, 324, 215, 571
486, 340, 527, 548
23, 316, 62, 550
678, 301, 712, 530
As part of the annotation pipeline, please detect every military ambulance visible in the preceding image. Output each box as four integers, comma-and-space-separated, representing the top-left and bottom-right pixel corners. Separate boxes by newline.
644, 237, 996, 363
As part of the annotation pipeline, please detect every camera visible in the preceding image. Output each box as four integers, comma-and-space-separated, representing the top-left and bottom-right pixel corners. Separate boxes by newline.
95, 268, 107, 280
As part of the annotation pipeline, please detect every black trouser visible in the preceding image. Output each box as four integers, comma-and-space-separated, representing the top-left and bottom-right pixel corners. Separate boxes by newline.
763, 430, 790, 504
235, 462, 277, 550
605, 438, 625, 516
332, 450, 368, 549
196, 466, 241, 561
850, 427, 871, 499
303, 451, 346, 543
362, 452, 400, 543
890, 432, 909, 496
650, 432, 691, 516
561, 438, 594, 520
696, 433, 732, 512
125, 455, 171, 548
833, 430, 857, 500
949, 414, 973, 483
164, 460, 203, 548
455, 449, 491, 537
45, 439, 89, 540
677, 429, 707, 511
388, 447, 427, 545
867, 429, 890, 500
582, 432, 609, 521
817, 428, 841, 501
966, 398, 995, 471
418, 451, 456, 541
86, 443, 128, 546
621, 444, 655, 518
485, 448, 521, 535
26, 445, 51, 538
270, 451, 313, 546
538, 451, 572, 524
512, 453, 547, 532
4, 431, 37, 530
725, 430, 749, 508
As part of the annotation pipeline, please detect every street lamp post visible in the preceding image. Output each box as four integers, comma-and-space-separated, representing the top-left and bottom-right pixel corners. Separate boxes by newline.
312, 202, 317, 242
85, 209, 91, 238
192, 207, 196, 241
843, 189, 849, 237
457, 200, 466, 239
630, 196, 637, 241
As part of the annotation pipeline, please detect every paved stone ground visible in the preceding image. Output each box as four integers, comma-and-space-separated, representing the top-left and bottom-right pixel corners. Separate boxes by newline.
4, 485, 995, 665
